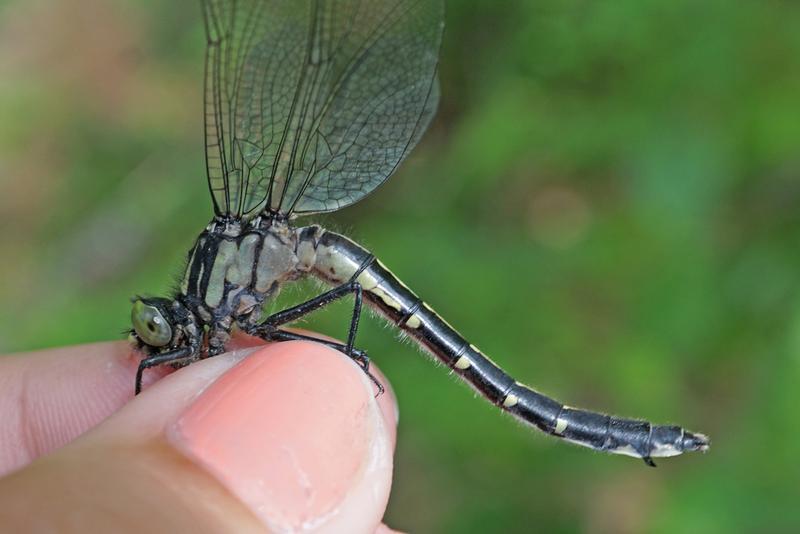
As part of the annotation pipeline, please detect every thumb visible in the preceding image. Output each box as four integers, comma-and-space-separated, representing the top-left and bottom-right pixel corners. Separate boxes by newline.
0, 341, 400, 533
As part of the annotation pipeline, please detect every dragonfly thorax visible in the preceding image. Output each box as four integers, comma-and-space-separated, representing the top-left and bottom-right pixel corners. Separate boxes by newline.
130, 218, 310, 359
182, 219, 303, 318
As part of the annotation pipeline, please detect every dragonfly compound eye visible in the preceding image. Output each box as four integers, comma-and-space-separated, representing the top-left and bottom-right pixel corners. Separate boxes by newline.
131, 300, 172, 347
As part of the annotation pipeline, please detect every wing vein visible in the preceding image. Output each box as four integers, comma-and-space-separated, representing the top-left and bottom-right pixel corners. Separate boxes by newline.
202, 0, 443, 219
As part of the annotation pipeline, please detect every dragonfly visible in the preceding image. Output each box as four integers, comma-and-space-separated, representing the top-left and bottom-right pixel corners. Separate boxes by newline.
129, 0, 709, 466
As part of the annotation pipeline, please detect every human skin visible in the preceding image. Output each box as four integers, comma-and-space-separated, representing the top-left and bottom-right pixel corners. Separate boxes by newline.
0, 336, 402, 533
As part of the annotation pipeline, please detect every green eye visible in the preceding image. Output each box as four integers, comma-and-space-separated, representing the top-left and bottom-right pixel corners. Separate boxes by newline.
131, 300, 172, 347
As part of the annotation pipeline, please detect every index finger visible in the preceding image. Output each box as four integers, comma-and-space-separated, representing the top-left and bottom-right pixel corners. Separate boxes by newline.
0, 333, 361, 476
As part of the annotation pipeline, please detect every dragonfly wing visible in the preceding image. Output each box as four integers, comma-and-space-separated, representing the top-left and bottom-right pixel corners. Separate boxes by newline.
202, 0, 443, 219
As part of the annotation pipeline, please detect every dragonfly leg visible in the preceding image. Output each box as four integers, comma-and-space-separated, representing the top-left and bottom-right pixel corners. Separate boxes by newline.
257, 328, 384, 396
135, 347, 194, 395
248, 279, 383, 395
208, 319, 232, 357
259, 279, 364, 353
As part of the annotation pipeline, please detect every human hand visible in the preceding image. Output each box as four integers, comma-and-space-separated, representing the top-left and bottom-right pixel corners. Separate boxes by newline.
0, 338, 401, 533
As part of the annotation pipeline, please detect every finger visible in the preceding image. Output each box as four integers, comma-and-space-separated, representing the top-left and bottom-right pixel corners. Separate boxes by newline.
0, 342, 399, 533
0, 342, 140, 475
0, 336, 266, 475
375, 524, 407, 534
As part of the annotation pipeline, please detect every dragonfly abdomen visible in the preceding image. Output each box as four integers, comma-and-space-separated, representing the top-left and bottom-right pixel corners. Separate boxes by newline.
302, 226, 709, 464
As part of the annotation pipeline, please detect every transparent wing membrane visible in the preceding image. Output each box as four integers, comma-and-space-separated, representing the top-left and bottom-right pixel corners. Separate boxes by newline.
202, 0, 443, 219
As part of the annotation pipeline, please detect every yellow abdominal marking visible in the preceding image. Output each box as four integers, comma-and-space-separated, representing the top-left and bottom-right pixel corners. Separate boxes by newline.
612, 444, 641, 458
554, 417, 569, 435
650, 443, 682, 458
357, 270, 404, 311
454, 355, 472, 369
502, 394, 519, 408
356, 270, 378, 290
405, 313, 422, 329
370, 286, 403, 311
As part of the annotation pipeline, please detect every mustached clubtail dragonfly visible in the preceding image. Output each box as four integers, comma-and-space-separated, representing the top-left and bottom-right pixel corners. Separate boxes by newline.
128, 0, 710, 466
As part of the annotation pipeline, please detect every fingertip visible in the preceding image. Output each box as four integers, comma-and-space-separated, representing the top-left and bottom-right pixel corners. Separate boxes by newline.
167, 341, 396, 532
226, 338, 399, 438
375, 524, 407, 534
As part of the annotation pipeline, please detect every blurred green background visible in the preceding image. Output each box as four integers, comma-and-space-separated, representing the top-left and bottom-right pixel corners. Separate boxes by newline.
1, 0, 799, 532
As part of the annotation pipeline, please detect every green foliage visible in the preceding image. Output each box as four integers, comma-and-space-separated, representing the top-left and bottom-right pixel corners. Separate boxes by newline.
1, 0, 798, 531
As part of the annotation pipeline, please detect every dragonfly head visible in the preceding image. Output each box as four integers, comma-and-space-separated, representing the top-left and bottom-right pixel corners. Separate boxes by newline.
129, 297, 196, 354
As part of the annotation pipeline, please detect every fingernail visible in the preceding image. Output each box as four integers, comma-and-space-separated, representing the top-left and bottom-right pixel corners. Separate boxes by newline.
167, 342, 387, 531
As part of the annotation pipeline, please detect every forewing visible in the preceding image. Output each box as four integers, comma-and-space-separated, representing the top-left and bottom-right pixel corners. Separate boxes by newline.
203, 0, 272, 216
202, 0, 443, 219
